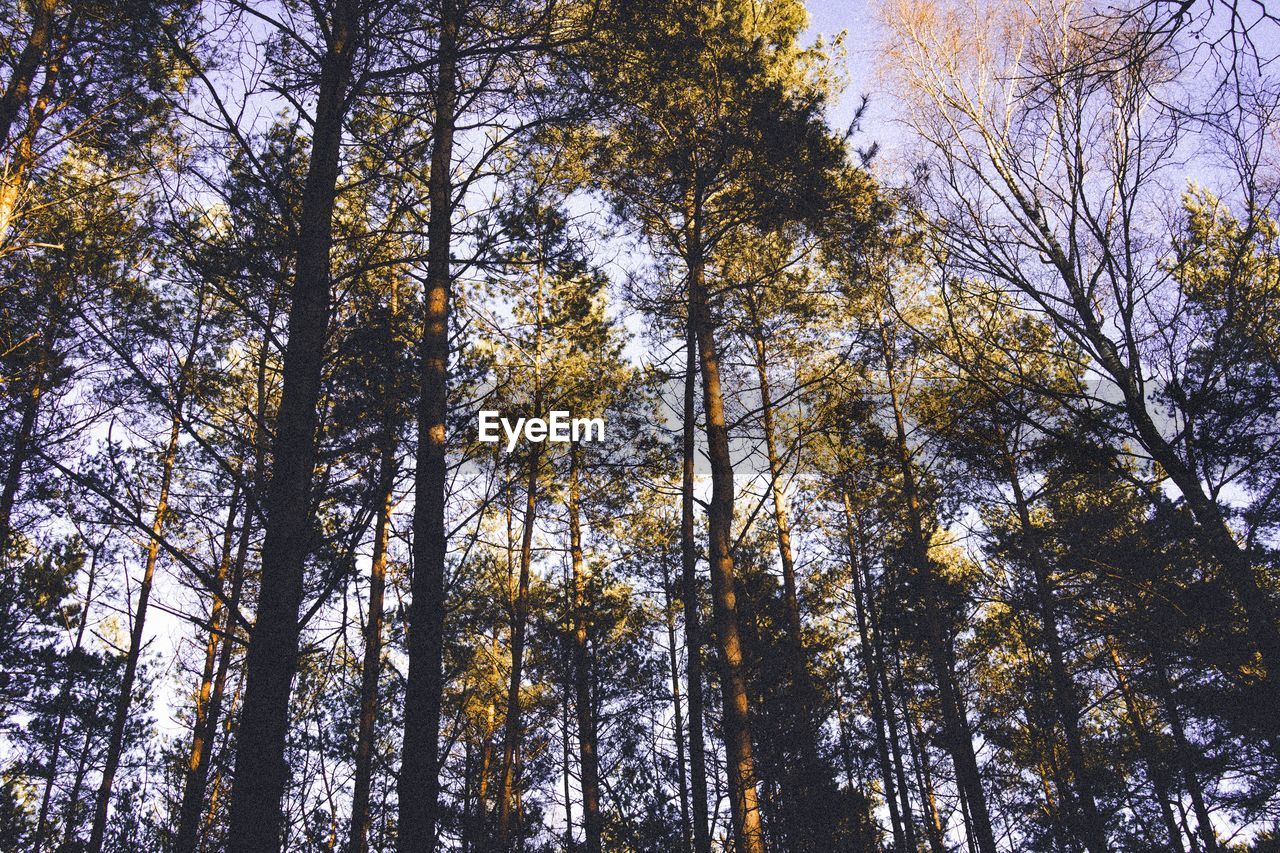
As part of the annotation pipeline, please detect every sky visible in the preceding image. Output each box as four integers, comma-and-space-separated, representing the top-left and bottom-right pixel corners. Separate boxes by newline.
804, 0, 903, 156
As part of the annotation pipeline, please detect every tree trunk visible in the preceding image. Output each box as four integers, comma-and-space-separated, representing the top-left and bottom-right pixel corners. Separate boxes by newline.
0, 312, 60, 545
349, 431, 397, 853
61, 678, 107, 847
0, 0, 57, 148
1152, 656, 1219, 853
1002, 443, 1108, 853
225, 4, 356, 847
397, 0, 459, 848
662, 549, 693, 853
88, 352, 193, 853
878, 318, 997, 853
747, 323, 804, 673
862, 531, 923, 853
35, 541, 100, 848
840, 494, 906, 852
177, 299, 274, 853
0, 367, 41, 548
174, 484, 241, 853
681, 322, 713, 853
568, 444, 604, 853
1106, 640, 1186, 853
687, 202, 765, 853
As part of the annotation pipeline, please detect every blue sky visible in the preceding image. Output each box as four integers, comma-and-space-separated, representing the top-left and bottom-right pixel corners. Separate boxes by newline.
804, 0, 905, 161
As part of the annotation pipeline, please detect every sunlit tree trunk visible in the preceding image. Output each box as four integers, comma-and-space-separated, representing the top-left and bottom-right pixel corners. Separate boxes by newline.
90, 288, 210, 852
661, 526, 693, 853
495, 251, 548, 851
174, 484, 241, 853
687, 193, 765, 853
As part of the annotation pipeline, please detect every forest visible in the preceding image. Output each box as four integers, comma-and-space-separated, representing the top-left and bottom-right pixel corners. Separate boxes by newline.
2, 0, 1280, 850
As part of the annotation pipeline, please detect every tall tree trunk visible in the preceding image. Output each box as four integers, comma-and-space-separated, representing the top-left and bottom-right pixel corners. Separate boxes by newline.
0, 311, 59, 545
89, 295, 205, 852
1152, 656, 1219, 853
903, 699, 947, 853
495, 247, 548, 852
35, 541, 100, 849
1106, 640, 1186, 853
1001, 443, 1108, 853
177, 299, 274, 853
226, 4, 357, 847
747, 321, 804, 674
686, 199, 765, 853
495, 446, 540, 849
662, 546, 693, 853
562, 689, 574, 851
840, 494, 906, 852
681, 322, 712, 853
61, 678, 107, 847
878, 318, 997, 853
398, 1, 459, 848
174, 484, 241, 853
349, 430, 397, 853
568, 444, 603, 853
862, 533, 922, 853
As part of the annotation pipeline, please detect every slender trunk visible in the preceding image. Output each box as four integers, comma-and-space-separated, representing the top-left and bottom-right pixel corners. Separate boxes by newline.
1152, 656, 1219, 853
748, 324, 804, 669
903, 699, 947, 853
661, 535, 692, 853
496, 247, 548, 852
839, 494, 905, 851
88, 393, 186, 853
864, 542, 921, 853
1002, 444, 1107, 853
398, 0, 458, 847
475, 686, 498, 851
495, 448, 540, 849
562, 691, 574, 851
349, 433, 397, 853
0, 360, 40, 544
0, 314, 58, 544
687, 200, 764, 853
1106, 640, 1185, 853
681, 322, 712, 853
174, 485, 241, 853
878, 318, 996, 853
226, 4, 356, 847
568, 445, 603, 853
35, 543, 99, 849
178, 306, 273, 853
61, 679, 106, 847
